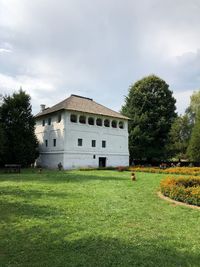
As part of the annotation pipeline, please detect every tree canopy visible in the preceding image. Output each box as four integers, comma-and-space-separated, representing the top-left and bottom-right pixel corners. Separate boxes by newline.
167, 114, 192, 160
166, 90, 200, 161
122, 75, 176, 161
0, 119, 5, 164
0, 89, 38, 166
187, 109, 200, 161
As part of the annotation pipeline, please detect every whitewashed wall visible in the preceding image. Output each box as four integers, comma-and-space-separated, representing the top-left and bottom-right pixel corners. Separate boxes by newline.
35, 110, 129, 169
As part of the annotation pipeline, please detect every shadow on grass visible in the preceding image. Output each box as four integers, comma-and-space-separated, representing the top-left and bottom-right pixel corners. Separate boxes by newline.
0, 185, 77, 222
0, 227, 199, 267
0, 186, 73, 199
0, 199, 62, 222
0, 170, 128, 183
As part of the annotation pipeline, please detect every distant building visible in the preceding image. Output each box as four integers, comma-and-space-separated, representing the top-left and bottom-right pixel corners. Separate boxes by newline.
35, 94, 129, 169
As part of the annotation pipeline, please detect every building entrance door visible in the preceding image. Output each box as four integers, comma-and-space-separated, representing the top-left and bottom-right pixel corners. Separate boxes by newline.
99, 157, 106, 167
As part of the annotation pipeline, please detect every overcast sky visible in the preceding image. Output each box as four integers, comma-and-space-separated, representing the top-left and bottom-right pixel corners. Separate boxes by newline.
0, 0, 200, 115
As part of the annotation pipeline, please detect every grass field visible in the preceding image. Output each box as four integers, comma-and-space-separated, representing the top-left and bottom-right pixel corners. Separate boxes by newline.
0, 170, 200, 267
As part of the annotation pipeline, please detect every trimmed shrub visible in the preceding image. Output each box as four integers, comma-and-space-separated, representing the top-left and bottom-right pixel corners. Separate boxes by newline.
130, 166, 200, 176
79, 166, 117, 171
116, 166, 129, 172
160, 176, 200, 206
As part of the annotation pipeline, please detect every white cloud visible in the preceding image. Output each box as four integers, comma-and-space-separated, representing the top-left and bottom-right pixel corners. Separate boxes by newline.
174, 90, 193, 115
0, 0, 200, 114
0, 48, 12, 54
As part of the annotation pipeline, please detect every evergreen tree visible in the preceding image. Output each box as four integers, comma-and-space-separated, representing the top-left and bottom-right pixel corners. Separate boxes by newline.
1, 89, 38, 166
187, 109, 200, 161
122, 75, 176, 161
167, 114, 192, 160
0, 121, 5, 165
184, 90, 200, 135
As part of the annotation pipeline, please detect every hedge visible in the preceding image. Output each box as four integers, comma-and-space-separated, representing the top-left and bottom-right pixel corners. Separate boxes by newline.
131, 167, 200, 176
160, 176, 200, 206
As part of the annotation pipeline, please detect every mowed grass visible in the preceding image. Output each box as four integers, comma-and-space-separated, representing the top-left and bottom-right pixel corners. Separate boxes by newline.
0, 170, 200, 267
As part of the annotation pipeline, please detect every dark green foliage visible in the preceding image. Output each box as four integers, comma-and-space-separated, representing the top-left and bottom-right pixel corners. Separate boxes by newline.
187, 109, 200, 161
167, 114, 192, 159
0, 90, 38, 166
122, 75, 176, 161
185, 90, 200, 126
0, 121, 5, 164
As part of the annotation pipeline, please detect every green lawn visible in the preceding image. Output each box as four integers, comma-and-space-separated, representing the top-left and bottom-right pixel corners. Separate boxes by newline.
0, 170, 199, 267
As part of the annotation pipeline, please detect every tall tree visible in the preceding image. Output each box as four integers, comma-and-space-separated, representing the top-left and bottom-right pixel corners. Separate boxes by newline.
1, 89, 38, 166
0, 103, 6, 165
167, 114, 192, 160
122, 75, 176, 161
186, 90, 200, 125
187, 109, 200, 161
0, 121, 5, 165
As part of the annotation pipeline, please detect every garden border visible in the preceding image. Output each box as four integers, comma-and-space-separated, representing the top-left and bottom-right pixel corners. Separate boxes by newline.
157, 191, 200, 210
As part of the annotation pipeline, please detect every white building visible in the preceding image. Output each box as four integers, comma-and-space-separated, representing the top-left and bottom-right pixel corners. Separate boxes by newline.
35, 94, 129, 169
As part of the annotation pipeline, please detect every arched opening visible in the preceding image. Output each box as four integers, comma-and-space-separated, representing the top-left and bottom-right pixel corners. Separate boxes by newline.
79, 115, 86, 124
88, 117, 94, 125
96, 118, 102, 126
112, 120, 117, 128
119, 121, 124, 129
104, 119, 110, 127
70, 114, 77, 123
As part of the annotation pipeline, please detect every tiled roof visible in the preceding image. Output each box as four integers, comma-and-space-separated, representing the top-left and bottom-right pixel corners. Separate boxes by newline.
35, 94, 129, 120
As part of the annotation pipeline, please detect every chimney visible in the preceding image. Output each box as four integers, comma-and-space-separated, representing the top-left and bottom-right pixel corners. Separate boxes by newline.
40, 104, 46, 112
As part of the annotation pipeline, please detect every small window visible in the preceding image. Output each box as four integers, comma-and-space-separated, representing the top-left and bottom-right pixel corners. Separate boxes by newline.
53, 139, 56, 147
48, 118, 51, 125
112, 120, 117, 128
102, 140, 106, 148
45, 139, 48, 147
119, 121, 124, 129
88, 117, 94, 125
78, 138, 83, 146
92, 140, 96, 147
70, 114, 77, 123
96, 118, 102, 126
104, 119, 110, 127
79, 115, 86, 124
57, 114, 61, 123
42, 120, 45, 126
93, 155, 96, 159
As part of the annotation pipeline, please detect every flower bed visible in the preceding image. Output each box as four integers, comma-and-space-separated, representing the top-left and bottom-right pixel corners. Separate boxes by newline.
130, 166, 200, 176
160, 176, 200, 206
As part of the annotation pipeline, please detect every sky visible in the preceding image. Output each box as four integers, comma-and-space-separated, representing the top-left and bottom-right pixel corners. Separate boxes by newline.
0, 0, 200, 115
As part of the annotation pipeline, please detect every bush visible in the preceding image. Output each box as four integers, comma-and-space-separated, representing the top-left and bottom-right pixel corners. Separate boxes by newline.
79, 166, 117, 171
116, 166, 129, 172
160, 176, 200, 206
130, 166, 200, 176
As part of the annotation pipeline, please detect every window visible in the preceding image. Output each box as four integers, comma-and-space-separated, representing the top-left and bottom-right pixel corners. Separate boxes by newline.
92, 140, 96, 147
93, 155, 96, 159
48, 118, 51, 125
88, 117, 94, 125
42, 120, 45, 126
102, 140, 106, 148
45, 139, 48, 147
112, 120, 117, 128
57, 114, 61, 123
104, 119, 110, 127
70, 114, 77, 123
96, 118, 102, 126
119, 121, 124, 129
53, 139, 56, 147
78, 138, 83, 146
79, 115, 86, 124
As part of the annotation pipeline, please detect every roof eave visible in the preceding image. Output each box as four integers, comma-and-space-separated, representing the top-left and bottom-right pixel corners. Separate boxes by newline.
35, 108, 129, 120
